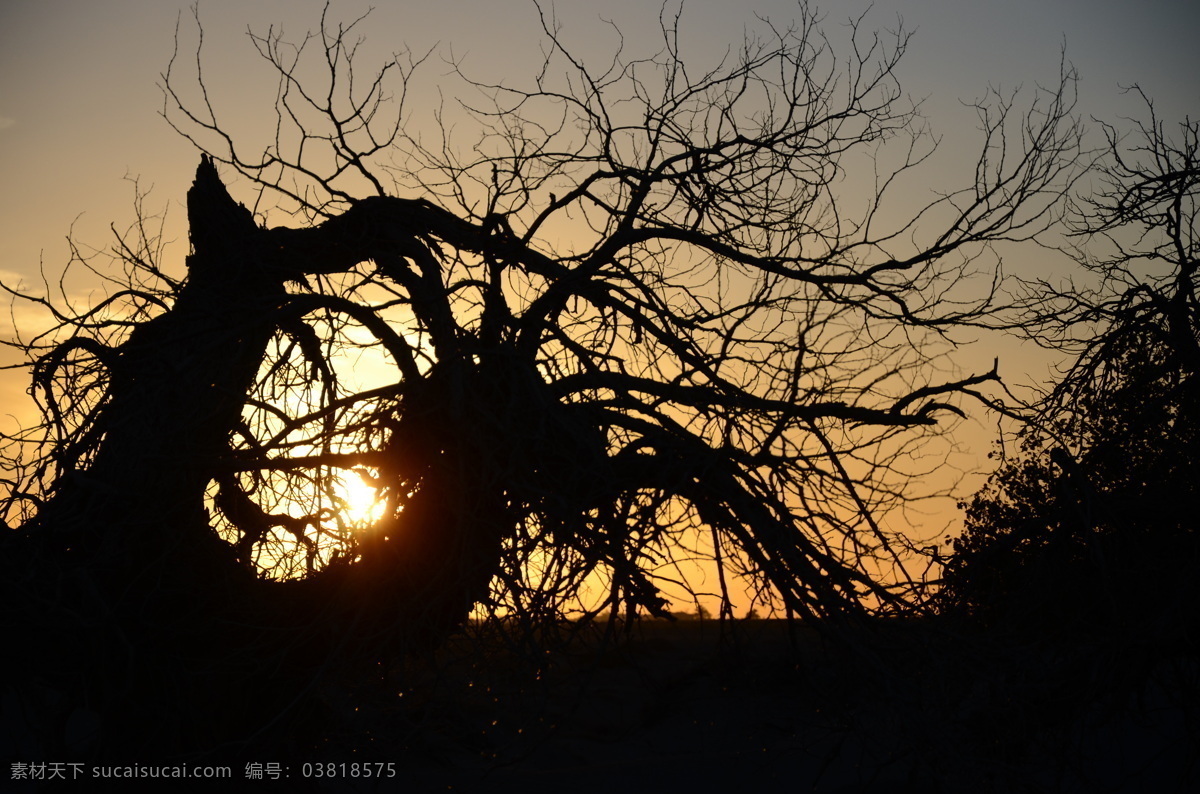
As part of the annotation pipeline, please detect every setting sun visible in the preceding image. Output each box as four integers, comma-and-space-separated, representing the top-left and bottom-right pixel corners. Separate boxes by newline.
4, 1, 1195, 786
338, 469, 386, 528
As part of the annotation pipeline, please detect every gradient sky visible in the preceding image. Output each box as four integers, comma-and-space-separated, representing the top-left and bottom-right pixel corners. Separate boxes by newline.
2, 0, 1195, 282
0, 0, 1197, 547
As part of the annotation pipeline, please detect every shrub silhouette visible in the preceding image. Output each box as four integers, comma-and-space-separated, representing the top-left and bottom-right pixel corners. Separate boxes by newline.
940, 97, 1199, 643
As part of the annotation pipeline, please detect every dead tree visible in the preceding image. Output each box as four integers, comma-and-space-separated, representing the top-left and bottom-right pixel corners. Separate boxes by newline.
1, 2, 1082, 758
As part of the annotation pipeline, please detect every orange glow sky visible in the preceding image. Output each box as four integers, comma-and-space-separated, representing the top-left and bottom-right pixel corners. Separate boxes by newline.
1, 0, 1196, 581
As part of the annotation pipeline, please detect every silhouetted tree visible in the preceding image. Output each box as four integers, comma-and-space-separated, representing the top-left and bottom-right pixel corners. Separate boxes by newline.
1, 2, 1082, 757
940, 94, 1199, 638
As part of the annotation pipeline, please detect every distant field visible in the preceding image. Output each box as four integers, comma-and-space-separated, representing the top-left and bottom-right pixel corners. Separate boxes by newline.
310, 618, 1198, 792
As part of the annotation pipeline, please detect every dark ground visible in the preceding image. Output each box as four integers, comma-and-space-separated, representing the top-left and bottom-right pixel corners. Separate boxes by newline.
291, 618, 1198, 793
4, 616, 1195, 791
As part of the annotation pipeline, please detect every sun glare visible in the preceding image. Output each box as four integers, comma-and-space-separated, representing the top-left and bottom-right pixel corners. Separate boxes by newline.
339, 469, 386, 527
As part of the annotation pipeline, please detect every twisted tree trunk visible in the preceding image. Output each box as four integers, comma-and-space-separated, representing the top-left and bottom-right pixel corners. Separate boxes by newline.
4, 158, 507, 760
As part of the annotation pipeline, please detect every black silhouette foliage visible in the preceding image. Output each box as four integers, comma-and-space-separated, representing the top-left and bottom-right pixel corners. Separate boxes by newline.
940, 98, 1200, 638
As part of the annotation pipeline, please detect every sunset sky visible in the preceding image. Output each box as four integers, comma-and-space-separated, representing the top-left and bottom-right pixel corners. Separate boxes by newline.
1, 0, 1196, 557
2, 0, 1194, 282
